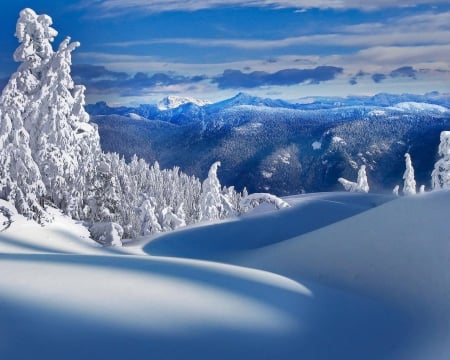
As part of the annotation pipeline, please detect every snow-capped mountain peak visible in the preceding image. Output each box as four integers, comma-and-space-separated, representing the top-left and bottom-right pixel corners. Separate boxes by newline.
211, 92, 295, 109
157, 95, 211, 110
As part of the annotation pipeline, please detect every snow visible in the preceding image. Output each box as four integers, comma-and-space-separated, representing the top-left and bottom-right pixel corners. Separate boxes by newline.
1, 191, 450, 359
278, 151, 291, 164
157, 95, 211, 110
127, 112, 146, 120
332, 135, 346, 145
392, 102, 448, 113
368, 109, 386, 116
240, 192, 290, 213
89, 222, 123, 246
312, 141, 322, 150
261, 170, 273, 179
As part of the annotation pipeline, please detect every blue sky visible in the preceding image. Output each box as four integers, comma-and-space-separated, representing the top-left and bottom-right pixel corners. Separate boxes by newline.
1, 1, 450, 105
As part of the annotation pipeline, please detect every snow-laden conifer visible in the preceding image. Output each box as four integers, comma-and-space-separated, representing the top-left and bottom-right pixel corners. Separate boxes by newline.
240, 193, 290, 213
338, 165, 369, 193
198, 161, 239, 221
0, 8, 101, 221
431, 131, 450, 190
403, 153, 416, 195
0, 10, 52, 221
392, 185, 400, 196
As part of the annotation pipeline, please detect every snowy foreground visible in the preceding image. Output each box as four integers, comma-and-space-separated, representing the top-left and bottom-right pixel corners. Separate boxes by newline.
0, 191, 449, 359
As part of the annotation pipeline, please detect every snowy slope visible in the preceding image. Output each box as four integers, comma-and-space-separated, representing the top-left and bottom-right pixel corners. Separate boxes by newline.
392, 101, 448, 113
1, 192, 449, 359
144, 191, 450, 359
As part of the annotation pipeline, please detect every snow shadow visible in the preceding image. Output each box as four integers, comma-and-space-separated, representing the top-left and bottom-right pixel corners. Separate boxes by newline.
0, 234, 60, 254
144, 192, 394, 261
0, 252, 412, 360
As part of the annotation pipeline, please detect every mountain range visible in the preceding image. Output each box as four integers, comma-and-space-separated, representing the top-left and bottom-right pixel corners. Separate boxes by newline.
87, 92, 450, 195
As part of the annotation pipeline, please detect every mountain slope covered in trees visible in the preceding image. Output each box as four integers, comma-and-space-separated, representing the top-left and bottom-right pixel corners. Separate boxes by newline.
88, 93, 450, 195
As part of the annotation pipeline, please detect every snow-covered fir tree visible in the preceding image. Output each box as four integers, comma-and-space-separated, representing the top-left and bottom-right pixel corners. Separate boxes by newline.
0, 9, 54, 222
0, 8, 101, 221
403, 153, 416, 195
392, 185, 400, 196
338, 165, 369, 193
240, 193, 290, 213
199, 161, 239, 221
431, 131, 450, 190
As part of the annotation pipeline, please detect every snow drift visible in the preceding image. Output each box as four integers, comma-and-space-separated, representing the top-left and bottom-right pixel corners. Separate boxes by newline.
2, 191, 449, 359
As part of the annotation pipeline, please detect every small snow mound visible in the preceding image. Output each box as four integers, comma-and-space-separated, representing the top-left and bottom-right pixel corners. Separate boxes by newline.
392, 102, 448, 113
90, 222, 123, 246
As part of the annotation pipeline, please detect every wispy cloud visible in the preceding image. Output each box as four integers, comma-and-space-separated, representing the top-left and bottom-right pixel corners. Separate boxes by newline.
106, 29, 450, 50
80, 0, 450, 15
103, 10, 450, 58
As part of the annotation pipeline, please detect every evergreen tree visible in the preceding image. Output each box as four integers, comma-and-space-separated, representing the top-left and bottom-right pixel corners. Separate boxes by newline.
432, 131, 450, 190
199, 162, 225, 221
0, 9, 53, 221
338, 165, 369, 193
403, 153, 416, 195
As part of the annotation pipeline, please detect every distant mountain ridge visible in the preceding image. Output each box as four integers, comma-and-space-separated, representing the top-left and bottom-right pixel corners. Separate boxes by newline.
88, 91, 450, 115
87, 92, 450, 195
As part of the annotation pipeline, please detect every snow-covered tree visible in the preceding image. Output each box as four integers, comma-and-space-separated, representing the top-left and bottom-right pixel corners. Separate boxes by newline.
139, 198, 162, 236
198, 161, 240, 221
27, 36, 101, 216
403, 153, 416, 195
161, 206, 186, 231
240, 193, 290, 214
392, 185, 400, 196
0, 8, 60, 221
14, 8, 56, 75
0, 8, 101, 221
199, 162, 225, 221
431, 131, 450, 190
338, 165, 369, 193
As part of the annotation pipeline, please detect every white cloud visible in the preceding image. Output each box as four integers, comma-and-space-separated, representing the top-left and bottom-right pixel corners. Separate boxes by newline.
103, 10, 450, 51
81, 0, 450, 15
106, 29, 450, 50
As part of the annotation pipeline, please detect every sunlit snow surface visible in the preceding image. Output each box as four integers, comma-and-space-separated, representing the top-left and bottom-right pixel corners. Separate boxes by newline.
1, 191, 449, 359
